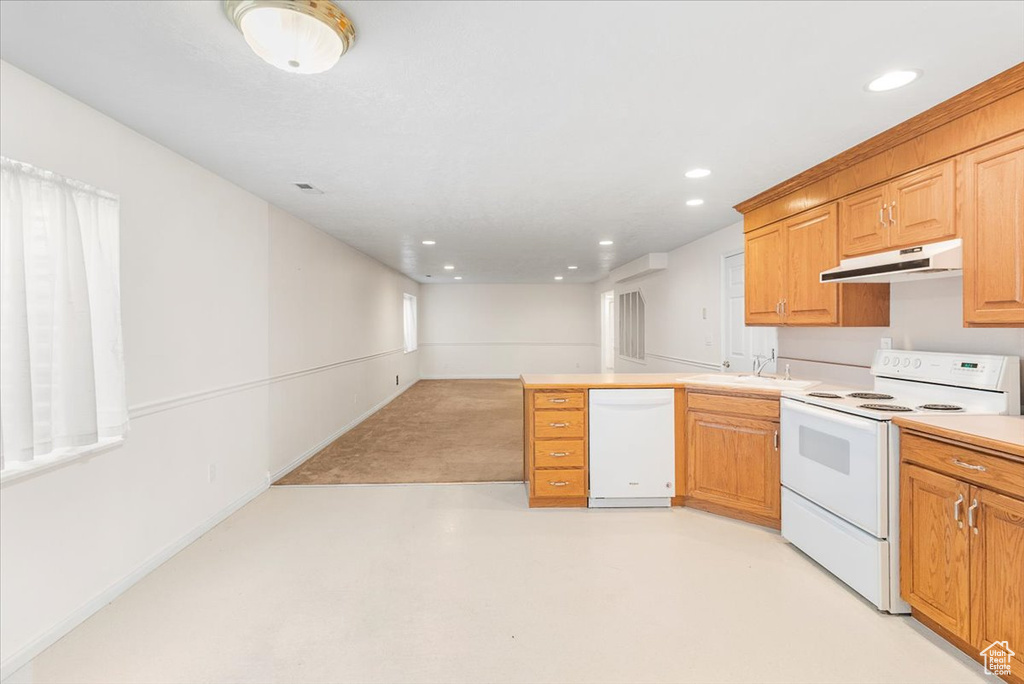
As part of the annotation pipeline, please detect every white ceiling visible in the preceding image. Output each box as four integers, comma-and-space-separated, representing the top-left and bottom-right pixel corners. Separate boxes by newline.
1, 1, 1022, 283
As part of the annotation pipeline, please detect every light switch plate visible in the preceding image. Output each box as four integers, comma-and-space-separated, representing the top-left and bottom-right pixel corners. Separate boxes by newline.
881, 337, 893, 350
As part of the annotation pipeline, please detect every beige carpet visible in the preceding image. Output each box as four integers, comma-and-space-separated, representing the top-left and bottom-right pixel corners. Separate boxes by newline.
275, 379, 524, 485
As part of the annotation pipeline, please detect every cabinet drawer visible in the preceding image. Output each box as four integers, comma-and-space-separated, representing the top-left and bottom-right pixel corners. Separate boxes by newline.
900, 432, 1024, 499
686, 391, 780, 420
534, 410, 585, 439
534, 440, 586, 469
533, 468, 586, 497
533, 390, 585, 410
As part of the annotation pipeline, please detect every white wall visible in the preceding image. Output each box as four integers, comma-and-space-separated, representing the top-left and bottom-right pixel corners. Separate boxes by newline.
0, 61, 417, 677
595, 222, 747, 374
418, 284, 598, 378
268, 206, 418, 478
779, 276, 1024, 393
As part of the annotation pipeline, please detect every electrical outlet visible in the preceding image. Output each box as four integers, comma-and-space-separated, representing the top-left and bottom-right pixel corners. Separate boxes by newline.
208, 464, 217, 483
881, 337, 893, 350
705, 335, 713, 346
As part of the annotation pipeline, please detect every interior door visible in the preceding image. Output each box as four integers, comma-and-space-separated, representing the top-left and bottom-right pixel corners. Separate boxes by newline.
899, 464, 971, 641
744, 223, 785, 325
723, 252, 777, 373
969, 486, 1024, 675
839, 184, 889, 257
783, 204, 839, 325
890, 159, 956, 248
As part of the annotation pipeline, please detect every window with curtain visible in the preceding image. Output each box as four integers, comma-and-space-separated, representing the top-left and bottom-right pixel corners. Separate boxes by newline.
403, 293, 417, 353
618, 289, 645, 362
0, 157, 128, 477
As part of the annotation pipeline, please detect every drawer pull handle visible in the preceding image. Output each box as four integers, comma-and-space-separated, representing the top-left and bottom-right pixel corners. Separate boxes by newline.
548, 480, 570, 487
550, 452, 570, 457
549, 422, 570, 428
952, 459, 986, 472
953, 494, 964, 529
548, 398, 568, 404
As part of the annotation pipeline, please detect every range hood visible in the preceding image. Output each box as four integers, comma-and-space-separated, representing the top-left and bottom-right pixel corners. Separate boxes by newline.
820, 238, 962, 284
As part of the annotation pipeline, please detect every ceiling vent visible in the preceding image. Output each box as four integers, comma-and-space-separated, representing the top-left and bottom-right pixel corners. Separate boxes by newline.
293, 182, 324, 194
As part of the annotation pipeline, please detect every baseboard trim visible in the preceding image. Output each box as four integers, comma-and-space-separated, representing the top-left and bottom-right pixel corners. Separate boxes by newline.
420, 374, 521, 380
270, 381, 418, 482
0, 476, 270, 681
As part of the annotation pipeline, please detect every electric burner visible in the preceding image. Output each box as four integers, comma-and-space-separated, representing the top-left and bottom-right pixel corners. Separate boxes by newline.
808, 392, 842, 398
918, 404, 963, 411
848, 392, 895, 400
858, 403, 913, 412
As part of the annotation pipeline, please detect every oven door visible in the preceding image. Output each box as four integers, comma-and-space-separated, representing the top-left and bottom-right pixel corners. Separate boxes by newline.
780, 398, 889, 537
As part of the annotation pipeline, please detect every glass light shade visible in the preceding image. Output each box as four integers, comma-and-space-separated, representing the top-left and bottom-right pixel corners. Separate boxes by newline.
239, 6, 344, 74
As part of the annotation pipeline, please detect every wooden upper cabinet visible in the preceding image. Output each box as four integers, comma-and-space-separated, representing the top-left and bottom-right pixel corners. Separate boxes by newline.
890, 160, 956, 247
839, 185, 889, 257
744, 223, 785, 325
969, 487, 1024, 675
838, 159, 956, 258
900, 464, 972, 641
961, 132, 1024, 327
782, 204, 839, 325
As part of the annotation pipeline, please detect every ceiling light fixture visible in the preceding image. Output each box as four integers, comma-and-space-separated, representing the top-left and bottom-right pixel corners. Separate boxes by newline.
686, 198, 704, 206
685, 168, 711, 179
444, 265, 455, 270
554, 276, 564, 281
599, 240, 614, 246
454, 276, 462, 280
225, 0, 355, 75
866, 69, 921, 92
422, 240, 436, 245
567, 266, 578, 270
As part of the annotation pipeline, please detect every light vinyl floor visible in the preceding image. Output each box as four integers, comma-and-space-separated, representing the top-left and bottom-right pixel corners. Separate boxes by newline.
18, 484, 986, 684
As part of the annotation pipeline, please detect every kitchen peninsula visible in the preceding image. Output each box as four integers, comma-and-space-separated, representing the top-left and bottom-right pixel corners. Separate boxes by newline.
521, 372, 818, 527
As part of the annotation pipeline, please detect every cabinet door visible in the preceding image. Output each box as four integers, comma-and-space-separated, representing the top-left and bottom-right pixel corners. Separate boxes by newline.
969, 486, 1024, 675
685, 411, 779, 522
961, 132, 1024, 327
744, 223, 785, 325
890, 159, 956, 248
782, 204, 839, 325
839, 184, 889, 257
900, 464, 971, 641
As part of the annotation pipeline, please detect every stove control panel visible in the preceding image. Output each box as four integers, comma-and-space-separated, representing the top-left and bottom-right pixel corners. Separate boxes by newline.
872, 350, 1010, 390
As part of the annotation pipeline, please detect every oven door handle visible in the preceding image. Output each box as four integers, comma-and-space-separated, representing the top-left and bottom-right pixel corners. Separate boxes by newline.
781, 397, 881, 431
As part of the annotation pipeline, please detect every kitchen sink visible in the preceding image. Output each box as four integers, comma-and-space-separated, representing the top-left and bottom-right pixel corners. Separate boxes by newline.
679, 374, 819, 391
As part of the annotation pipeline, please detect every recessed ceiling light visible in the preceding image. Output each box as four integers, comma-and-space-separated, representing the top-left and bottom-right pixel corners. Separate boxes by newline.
422, 240, 436, 245
685, 168, 711, 179
226, 0, 355, 75
567, 266, 579, 270
866, 69, 921, 92
554, 276, 564, 281
454, 276, 462, 280
599, 240, 614, 246
443, 265, 455, 270
686, 198, 704, 206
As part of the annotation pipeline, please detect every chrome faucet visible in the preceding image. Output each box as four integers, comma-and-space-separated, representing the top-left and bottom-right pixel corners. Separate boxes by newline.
752, 349, 776, 377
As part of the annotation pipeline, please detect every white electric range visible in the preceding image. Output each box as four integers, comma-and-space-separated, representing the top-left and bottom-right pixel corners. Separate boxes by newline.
779, 350, 1020, 613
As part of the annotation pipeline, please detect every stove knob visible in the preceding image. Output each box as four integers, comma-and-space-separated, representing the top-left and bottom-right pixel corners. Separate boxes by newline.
882, 357, 890, 366
913, 359, 922, 369
902, 358, 911, 368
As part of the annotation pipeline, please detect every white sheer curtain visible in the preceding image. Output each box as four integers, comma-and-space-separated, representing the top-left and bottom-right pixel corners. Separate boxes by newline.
403, 293, 417, 353
0, 157, 127, 472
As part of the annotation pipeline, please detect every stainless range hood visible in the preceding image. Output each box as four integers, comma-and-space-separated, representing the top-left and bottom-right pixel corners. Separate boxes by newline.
820, 238, 962, 284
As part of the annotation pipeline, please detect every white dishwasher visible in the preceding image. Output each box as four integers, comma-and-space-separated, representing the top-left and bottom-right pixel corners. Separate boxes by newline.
588, 388, 675, 508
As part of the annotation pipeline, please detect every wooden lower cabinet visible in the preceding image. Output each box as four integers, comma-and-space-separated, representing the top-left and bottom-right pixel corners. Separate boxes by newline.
524, 389, 588, 507
900, 431, 1024, 683
682, 391, 781, 529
